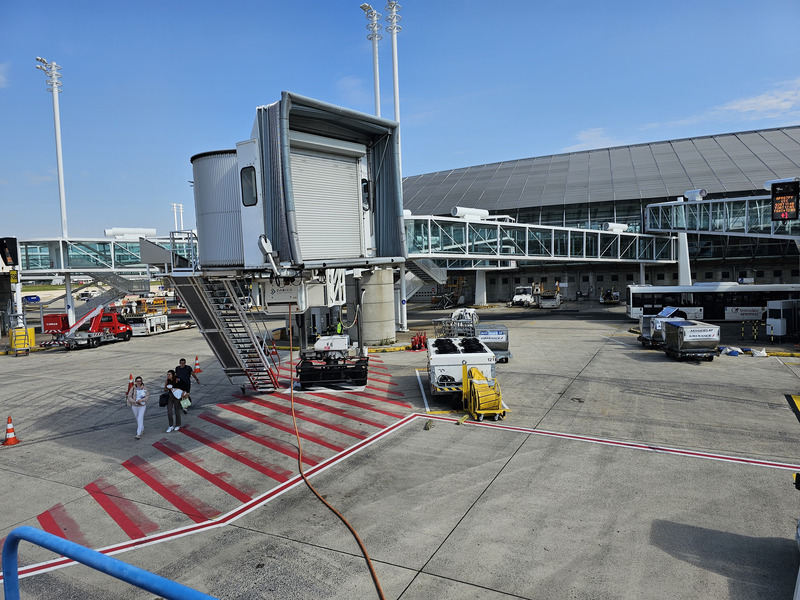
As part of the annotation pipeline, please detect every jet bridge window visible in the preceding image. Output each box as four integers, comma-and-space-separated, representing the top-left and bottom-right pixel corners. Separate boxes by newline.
240, 166, 258, 207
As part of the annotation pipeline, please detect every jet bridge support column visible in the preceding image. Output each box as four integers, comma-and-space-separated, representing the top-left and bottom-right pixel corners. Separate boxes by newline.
474, 270, 486, 305
399, 263, 408, 332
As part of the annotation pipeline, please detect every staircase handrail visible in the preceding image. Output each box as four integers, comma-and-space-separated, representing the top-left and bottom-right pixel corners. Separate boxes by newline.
221, 280, 279, 379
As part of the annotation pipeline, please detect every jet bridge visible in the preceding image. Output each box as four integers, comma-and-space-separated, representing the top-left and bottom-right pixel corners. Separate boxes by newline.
405, 214, 676, 263
645, 195, 800, 240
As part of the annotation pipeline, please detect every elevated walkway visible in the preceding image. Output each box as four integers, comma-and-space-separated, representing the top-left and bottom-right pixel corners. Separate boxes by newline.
644, 195, 800, 240
405, 215, 676, 263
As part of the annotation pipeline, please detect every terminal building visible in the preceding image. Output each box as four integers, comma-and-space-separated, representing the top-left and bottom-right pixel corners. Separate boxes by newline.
402, 126, 800, 303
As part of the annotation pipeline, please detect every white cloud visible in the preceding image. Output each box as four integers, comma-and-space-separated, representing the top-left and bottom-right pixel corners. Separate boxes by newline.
716, 80, 800, 118
561, 128, 629, 152
644, 78, 800, 130
0, 63, 9, 89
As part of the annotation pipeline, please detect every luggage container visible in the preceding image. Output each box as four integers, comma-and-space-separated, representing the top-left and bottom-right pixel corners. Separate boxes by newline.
475, 323, 512, 363
662, 320, 720, 361
638, 306, 687, 348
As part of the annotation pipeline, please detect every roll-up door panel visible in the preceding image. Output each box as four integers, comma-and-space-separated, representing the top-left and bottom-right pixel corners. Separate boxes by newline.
290, 150, 363, 261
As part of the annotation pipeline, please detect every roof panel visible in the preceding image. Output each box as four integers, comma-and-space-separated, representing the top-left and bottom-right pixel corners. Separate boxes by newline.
402, 126, 800, 214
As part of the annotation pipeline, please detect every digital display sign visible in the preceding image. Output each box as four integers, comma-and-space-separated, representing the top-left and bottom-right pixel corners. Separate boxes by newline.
771, 181, 799, 221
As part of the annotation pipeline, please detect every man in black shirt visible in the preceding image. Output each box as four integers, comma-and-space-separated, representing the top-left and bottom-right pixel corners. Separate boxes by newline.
175, 358, 199, 413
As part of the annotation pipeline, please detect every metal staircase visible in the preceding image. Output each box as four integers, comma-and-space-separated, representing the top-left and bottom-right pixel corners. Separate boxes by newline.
167, 275, 280, 393
406, 258, 447, 284
75, 272, 151, 319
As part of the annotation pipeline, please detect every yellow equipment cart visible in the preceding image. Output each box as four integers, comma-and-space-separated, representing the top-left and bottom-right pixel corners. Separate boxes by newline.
461, 364, 507, 421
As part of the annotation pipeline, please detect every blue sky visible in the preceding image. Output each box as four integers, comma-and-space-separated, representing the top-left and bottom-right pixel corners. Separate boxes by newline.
2, 1, 799, 239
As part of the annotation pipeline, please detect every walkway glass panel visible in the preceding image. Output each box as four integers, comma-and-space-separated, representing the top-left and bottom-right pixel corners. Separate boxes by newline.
406, 215, 675, 264
645, 195, 800, 239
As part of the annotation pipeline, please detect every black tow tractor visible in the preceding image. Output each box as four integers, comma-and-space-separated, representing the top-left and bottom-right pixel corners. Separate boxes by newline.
296, 335, 368, 389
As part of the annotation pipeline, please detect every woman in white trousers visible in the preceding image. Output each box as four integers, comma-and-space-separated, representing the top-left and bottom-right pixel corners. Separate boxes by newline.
126, 376, 149, 440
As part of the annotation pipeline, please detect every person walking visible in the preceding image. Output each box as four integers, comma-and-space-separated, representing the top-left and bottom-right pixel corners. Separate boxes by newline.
164, 370, 189, 433
175, 358, 199, 414
126, 376, 149, 440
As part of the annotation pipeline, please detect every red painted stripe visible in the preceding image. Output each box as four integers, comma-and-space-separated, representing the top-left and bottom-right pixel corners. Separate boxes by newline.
198, 412, 323, 466
219, 403, 346, 452
153, 439, 254, 503
368, 363, 390, 372
36, 503, 89, 546
256, 392, 384, 440
178, 427, 293, 482
4, 414, 422, 581
248, 393, 375, 438
36, 509, 67, 540
122, 456, 221, 523
365, 383, 405, 396
350, 390, 412, 408
85, 479, 159, 539
263, 392, 389, 429
366, 373, 399, 386
307, 391, 406, 419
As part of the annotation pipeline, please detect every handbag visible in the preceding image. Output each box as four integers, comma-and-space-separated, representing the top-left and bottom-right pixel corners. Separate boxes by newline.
159, 391, 170, 407
180, 397, 191, 410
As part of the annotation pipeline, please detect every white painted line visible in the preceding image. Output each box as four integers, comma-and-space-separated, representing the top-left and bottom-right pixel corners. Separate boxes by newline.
602, 336, 636, 347
415, 368, 431, 413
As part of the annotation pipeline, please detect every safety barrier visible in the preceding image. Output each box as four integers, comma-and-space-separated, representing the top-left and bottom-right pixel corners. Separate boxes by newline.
2, 526, 216, 600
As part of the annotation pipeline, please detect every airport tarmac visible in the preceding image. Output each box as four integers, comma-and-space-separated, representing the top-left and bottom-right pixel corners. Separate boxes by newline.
1, 302, 800, 599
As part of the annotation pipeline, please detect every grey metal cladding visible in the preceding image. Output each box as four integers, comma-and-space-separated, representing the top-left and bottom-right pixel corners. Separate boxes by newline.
402, 126, 800, 215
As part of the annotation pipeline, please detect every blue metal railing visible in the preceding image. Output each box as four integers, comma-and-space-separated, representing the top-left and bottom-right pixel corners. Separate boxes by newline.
2, 526, 217, 600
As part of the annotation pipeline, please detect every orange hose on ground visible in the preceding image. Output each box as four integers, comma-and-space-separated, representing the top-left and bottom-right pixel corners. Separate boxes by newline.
287, 307, 385, 600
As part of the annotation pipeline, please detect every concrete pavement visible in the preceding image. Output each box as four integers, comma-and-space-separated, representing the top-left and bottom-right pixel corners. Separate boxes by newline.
1, 303, 800, 598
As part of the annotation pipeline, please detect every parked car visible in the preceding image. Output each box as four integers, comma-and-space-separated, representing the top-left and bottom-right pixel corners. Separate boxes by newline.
22, 295, 41, 304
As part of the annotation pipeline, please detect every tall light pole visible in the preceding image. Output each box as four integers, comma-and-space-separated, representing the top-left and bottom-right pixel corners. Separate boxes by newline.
171, 203, 185, 231
360, 4, 382, 117
385, 2, 401, 127
35, 57, 68, 239
36, 57, 75, 324
384, 2, 406, 331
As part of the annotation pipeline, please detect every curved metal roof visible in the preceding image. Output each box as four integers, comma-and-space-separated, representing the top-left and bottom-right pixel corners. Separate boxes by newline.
402, 126, 800, 215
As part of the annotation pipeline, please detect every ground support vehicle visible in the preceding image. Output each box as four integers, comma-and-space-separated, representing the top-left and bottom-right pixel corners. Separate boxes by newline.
599, 288, 620, 304
296, 334, 368, 389
461, 363, 507, 421
540, 290, 562, 308
127, 313, 194, 337
475, 323, 511, 363
40, 306, 133, 350
427, 337, 496, 396
638, 306, 687, 348
508, 285, 540, 308
662, 320, 720, 361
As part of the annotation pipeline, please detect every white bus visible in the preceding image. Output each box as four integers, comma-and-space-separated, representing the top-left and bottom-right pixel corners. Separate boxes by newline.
625, 282, 800, 321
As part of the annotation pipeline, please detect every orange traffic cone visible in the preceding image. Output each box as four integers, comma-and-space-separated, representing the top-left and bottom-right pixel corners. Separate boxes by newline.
127, 374, 134, 394
3, 416, 19, 446
193, 356, 203, 374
